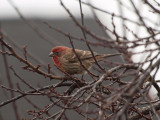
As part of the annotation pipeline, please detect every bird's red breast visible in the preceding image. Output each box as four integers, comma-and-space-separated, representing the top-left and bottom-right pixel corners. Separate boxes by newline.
52, 57, 60, 66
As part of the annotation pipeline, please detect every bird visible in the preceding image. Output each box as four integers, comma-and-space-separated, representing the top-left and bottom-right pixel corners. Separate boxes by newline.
49, 46, 121, 75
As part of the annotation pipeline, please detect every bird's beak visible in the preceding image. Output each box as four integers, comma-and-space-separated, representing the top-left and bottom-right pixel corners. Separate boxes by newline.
49, 52, 55, 57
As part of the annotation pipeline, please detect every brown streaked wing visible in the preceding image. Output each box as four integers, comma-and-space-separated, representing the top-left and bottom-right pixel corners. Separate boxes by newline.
63, 49, 98, 63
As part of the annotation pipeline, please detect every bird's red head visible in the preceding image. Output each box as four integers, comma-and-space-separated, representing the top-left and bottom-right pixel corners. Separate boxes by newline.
49, 46, 68, 66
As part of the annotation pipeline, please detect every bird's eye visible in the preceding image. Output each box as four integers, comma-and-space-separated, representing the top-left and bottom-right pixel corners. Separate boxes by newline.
54, 51, 59, 55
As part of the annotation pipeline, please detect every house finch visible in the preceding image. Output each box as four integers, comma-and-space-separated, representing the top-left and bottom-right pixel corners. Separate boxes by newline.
49, 46, 121, 75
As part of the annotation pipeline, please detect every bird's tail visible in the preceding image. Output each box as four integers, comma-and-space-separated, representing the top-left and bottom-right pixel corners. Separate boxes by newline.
93, 53, 122, 62
103, 53, 122, 58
